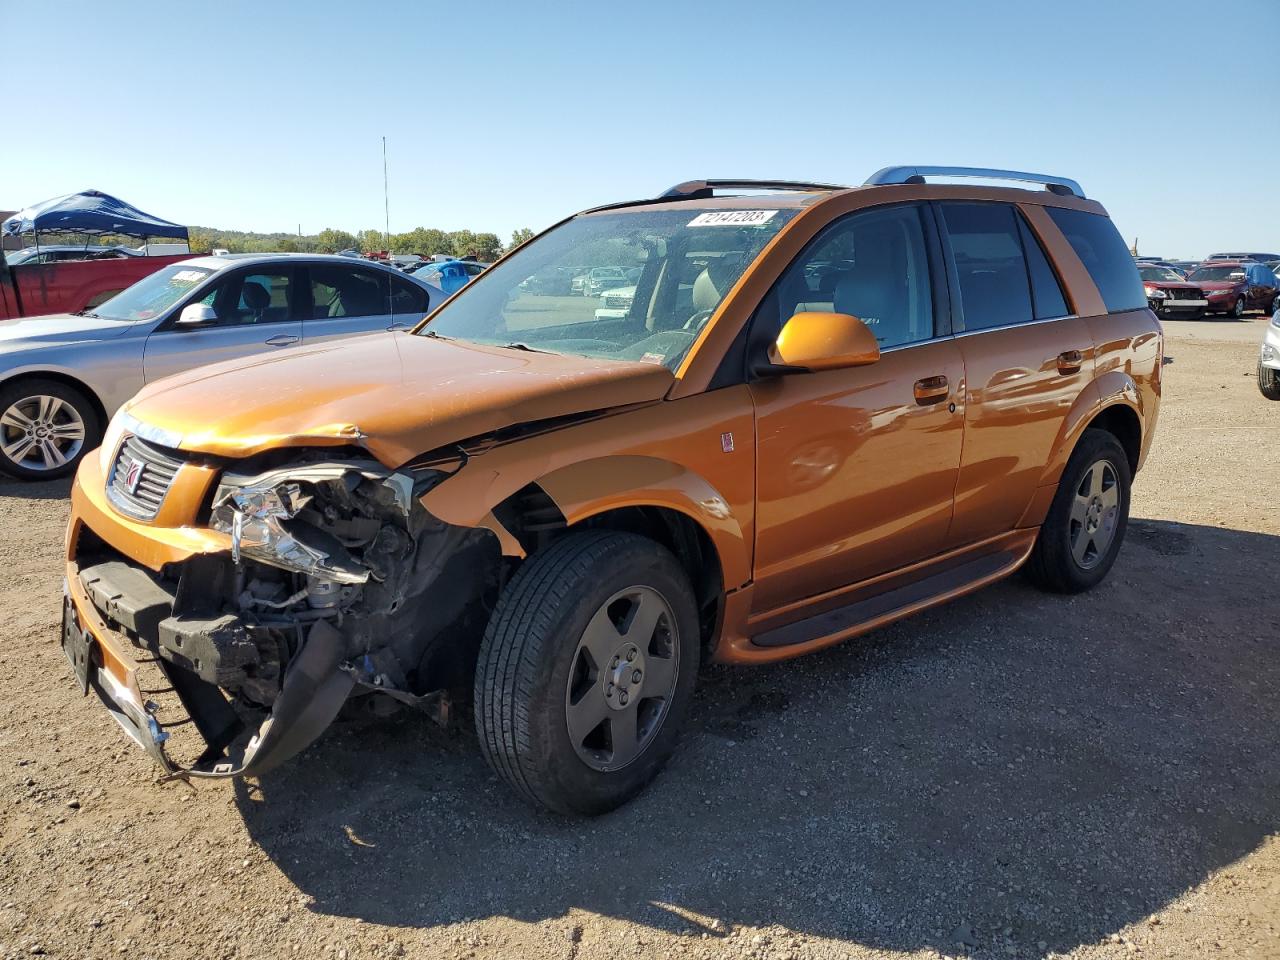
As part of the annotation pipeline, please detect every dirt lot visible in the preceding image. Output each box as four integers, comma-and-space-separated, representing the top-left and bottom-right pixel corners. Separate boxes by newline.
1, 317, 1278, 960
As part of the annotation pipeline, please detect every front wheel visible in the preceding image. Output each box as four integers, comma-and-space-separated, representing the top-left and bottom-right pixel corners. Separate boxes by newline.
1232, 297, 1245, 319
1259, 362, 1280, 400
474, 531, 700, 815
1025, 428, 1132, 594
0, 379, 100, 481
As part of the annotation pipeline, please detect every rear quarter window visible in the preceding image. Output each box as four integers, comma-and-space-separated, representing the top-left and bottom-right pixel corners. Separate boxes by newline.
1046, 207, 1147, 313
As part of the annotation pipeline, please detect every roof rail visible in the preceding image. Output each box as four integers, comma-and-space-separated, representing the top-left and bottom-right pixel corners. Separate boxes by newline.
660, 179, 848, 200
864, 166, 1085, 199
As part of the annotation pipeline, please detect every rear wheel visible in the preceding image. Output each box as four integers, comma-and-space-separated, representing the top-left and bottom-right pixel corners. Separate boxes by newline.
1259, 362, 1280, 400
0, 379, 100, 481
474, 531, 699, 815
1026, 428, 1132, 594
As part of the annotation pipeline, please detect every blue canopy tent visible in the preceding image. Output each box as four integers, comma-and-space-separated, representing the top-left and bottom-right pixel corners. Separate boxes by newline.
1, 190, 188, 251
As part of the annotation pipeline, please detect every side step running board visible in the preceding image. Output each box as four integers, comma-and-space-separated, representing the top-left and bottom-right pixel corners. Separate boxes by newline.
751, 550, 1020, 649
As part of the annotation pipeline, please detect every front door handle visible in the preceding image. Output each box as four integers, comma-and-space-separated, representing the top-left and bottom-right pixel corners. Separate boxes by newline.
1056, 349, 1084, 373
265, 334, 299, 347
913, 375, 949, 405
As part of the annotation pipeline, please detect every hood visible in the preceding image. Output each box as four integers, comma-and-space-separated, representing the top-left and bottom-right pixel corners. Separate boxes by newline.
123, 332, 675, 464
1196, 281, 1244, 292
0, 312, 138, 348
1143, 280, 1199, 290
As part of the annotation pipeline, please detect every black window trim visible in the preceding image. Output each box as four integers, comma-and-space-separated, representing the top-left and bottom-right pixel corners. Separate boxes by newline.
931, 199, 1078, 338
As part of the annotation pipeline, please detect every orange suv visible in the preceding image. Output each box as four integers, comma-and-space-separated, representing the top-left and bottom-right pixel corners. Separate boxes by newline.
62, 167, 1162, 814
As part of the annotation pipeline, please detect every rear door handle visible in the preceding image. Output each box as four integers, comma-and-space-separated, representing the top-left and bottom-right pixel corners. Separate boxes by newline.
265, 334, 299, 347
913, 375, 949, 405
1056, 349, 1084, 373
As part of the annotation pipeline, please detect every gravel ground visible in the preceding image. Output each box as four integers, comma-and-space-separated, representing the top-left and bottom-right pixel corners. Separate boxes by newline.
1, 316, 1277, 960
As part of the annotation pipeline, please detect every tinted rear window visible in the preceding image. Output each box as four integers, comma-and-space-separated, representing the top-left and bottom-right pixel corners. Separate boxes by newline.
939, 202, 1034, 331
1047, 207, 1146, 313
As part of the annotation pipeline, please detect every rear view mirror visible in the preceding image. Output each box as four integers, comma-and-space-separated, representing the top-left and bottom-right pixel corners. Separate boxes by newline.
767, 311, 881, 372
176, 303, 217, 326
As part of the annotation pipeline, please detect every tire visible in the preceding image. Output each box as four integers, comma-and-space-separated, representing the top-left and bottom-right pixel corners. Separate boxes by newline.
1232, 297, 1245, 319
0, 378, 101, 481
475, 530, 700, 816
1260, 362, 1280, 401
1025, 428, 1132, 594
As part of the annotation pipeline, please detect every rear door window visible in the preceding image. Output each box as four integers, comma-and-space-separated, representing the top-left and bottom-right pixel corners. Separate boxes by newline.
939, 202, 1034, 331
1046, 207, 1146, 313
309, 265, 390, 319
389, 275, 431, 317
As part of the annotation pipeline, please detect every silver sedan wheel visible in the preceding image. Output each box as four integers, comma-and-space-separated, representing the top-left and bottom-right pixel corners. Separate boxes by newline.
563, 585, 680, 773
1069, 459, 1120, 570
0, 395, 87, 473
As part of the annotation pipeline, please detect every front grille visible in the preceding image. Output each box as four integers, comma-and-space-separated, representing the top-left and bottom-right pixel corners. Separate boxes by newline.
106, 435, 188, 520
604, 295, 632, 309
1167, 287, 1204, 301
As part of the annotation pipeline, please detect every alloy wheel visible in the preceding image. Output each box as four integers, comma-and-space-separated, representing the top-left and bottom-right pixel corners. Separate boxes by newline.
1069, 459, 1120, 570
0, 395, 86, 473
563, 585, 680, 772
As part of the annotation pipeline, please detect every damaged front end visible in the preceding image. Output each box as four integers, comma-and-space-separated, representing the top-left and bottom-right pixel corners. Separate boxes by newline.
67, 453, 501, 779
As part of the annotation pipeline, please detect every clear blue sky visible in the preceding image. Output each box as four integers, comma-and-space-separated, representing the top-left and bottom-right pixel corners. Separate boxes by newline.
5, 0, 1277, 258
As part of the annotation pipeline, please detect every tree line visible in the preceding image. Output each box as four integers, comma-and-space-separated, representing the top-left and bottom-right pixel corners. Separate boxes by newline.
188, 225, 538, 261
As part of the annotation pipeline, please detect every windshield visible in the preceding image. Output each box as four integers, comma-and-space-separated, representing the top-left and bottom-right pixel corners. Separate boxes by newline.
420, 208, 797, 371
91, 264, 216, 321
1189, 266, 1246, 282
1139, 266, 1184, 282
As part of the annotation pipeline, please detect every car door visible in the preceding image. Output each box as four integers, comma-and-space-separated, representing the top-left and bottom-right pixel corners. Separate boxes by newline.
142, 266, 303, 383
936, 201, 1094, 548
748, 203, 965, 614
300, 263, 395, 344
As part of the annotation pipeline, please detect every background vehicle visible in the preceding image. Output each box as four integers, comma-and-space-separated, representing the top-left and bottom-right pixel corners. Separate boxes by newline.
1259, 309, 1280, 400
5, 245, 143, 265
581, 265, 628, 297
410, 258, 488, 294
1205, 252, 1280, 263
1187, 261, 1280, 316
0, 250, 194, 321
1138, 263, 1206, 319
0, 253, 440, 479
593, 284, 636, 319
61, 167, 1161, 817
1, 190, 194, 321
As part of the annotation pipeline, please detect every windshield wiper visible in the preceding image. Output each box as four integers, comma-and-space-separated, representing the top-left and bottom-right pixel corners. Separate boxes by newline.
74, 310, 101, 319
421, 329, 452, 341
498, 342, 555, 354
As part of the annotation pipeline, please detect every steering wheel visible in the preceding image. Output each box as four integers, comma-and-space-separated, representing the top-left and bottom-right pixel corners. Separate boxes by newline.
683, 308, 715, 332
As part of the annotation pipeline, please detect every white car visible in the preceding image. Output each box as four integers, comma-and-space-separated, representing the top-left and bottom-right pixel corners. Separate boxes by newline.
0, 254, 441, 479
593, 284, 635, 319
1259, 308, 1280, 400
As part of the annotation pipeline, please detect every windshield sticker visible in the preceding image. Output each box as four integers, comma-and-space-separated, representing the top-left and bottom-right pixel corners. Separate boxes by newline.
640, 352, 666, 365
687, 210, 779, 228
171, 270, 207, 284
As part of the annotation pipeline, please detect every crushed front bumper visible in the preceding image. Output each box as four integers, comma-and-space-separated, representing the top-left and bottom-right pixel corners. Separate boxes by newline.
62, 561, 354, 779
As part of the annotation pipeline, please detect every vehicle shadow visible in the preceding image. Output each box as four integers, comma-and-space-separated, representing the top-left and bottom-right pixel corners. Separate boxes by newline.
0, 476, 72, 501
236, 518, 1280, 959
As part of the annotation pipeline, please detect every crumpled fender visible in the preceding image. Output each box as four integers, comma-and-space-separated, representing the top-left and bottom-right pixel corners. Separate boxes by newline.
424, 453, 751, 592
536, 455, 750, 589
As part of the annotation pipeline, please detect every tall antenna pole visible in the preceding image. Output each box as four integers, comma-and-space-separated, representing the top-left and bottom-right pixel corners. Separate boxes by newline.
382, 136, 390, 255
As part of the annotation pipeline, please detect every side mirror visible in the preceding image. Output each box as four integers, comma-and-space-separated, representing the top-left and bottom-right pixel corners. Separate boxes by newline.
767, 312, 881, 373
176, 303, 218, 326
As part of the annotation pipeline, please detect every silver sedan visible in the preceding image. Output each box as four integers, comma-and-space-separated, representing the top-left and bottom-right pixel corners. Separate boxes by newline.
0, 253, 441, 479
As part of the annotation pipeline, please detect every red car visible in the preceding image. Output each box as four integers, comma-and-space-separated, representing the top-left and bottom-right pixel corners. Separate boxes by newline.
0, 252, 191, 321
1186, 261, 1280, 318
1137, 264, 1207, 319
